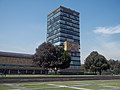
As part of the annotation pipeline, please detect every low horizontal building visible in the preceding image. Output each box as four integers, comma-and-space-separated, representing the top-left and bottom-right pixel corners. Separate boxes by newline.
0, 51, 48, 74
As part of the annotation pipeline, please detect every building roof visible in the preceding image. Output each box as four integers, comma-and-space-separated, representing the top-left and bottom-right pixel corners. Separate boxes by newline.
0, 51, 33, 58
48, 6, 79, 16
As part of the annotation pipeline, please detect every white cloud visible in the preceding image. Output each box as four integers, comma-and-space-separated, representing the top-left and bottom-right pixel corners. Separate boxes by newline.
94, 25, 120, 34
94, 41, 120, 60
81, 40, 120, 64
81, 25, 120, 64
92, 25, 120, 60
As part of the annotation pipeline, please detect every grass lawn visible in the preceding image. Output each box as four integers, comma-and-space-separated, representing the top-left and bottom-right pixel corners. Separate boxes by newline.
17, 80, 120, 90
1, 80, 120, 90
0, 84, 15, 90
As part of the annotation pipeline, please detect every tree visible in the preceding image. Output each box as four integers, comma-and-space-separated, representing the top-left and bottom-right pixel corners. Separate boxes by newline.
59, 51, 71, 69
33, 42, 71, 71
84, 51, 110, 75
80, 64, 85, 72
108, 59, 120, 74
33, 42, 56, 68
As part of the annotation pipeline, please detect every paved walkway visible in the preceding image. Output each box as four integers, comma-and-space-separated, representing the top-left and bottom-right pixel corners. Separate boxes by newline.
48, 84, 91, 90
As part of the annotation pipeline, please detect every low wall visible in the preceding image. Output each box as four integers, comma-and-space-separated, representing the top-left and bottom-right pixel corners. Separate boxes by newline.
0, 75, 120, 83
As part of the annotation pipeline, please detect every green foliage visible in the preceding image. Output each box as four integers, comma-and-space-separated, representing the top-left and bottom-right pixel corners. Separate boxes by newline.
80, 64, 85, 72
0, 85, 15, 90
59, 51, 71, 69
84, 51, 110, 75
108, 59, 120, 74
33, 42, 56, 68
33, 42, 71, 70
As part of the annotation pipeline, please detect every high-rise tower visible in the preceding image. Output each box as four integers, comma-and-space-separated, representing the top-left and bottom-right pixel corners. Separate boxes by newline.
47, 6, 80, 72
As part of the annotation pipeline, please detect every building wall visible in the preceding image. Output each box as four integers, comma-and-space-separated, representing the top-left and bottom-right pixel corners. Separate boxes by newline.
0, 51, 48, 74
47, 6, 80, 72
47, 6, 80, 45
0, 56, 33, 67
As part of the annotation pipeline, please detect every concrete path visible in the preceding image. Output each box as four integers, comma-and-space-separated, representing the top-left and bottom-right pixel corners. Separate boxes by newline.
48, 84, 91, 90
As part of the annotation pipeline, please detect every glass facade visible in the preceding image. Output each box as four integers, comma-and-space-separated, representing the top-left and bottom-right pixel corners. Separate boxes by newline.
47, 6, 80, 71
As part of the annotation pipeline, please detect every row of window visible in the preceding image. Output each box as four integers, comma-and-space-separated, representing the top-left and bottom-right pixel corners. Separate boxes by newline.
71, 60, 80, 65
61, 15, 79, 24
70, 52, 80, 57
70, 64, 80, 66
47, 12, 61, 21
47, 36, 80, 43
48, 7, 79, 20
60, 30, 79, 37
60, 34, 73, 39
48, 15, 79, 28
53, 42, 63, 46
70, 65, 80, 69
47, 27, 79, 38
59, 20, 79, 29
60, 11, 79, 21
60, 7, 79, 17
61, 24, 79, 32
47, 20, 60, 30
48, 18, 79, 30
48, 11, 60, 21
61, 28, 79, 36
71, 56, 80, 61
48, 36, 79, 44
48, 8, 61, 19
48, 20, 79, 33
48, 25, 79, 36
48, 38, 64, 44
52, 42, 61, 45
47, 25, 60, 33
60, 23, 79, 31
0, 64, 35, 67
47, 16, 60, 27
47, 31, 80, 42
47, 11, 79, 26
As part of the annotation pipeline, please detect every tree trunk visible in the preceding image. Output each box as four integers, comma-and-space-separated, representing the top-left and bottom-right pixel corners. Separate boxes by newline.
99, 70, 102, 75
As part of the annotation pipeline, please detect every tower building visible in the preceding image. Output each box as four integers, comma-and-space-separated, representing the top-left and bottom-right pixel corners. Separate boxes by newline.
47, 6, 80, 72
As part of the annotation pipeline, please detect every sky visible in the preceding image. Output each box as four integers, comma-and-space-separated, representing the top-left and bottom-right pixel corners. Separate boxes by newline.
0, 0, 120, 64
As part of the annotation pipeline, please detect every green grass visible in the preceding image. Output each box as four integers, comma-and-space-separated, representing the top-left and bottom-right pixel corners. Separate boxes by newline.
19, 82, 73, 90
17, 80, 120, 90
0, 84, 15, 90
1, 80, 120, 90
19, 82, 49, 88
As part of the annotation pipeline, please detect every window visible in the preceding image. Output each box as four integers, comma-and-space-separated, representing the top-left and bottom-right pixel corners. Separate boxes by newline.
71, 61, 80, 65
71, 56, 80, 61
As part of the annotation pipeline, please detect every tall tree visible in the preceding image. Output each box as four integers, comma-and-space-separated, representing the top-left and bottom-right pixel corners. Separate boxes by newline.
33, 42, 56, 68
84, 51, 110, 75
59, 51, 71, 69
108, 59, 120, 74
33, 42, 71, 71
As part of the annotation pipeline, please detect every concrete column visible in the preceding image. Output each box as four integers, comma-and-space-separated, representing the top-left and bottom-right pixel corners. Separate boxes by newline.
18, 70, 20, 74
26, 70, 27, 74
33, 70, 35, 74
8, 69, 10, 74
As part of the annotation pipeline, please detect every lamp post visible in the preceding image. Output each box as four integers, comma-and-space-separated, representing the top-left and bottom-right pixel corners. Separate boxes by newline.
54, 67, 57, 74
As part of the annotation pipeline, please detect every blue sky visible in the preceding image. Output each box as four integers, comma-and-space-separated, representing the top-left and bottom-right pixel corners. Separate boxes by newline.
0, 0, 120, 63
